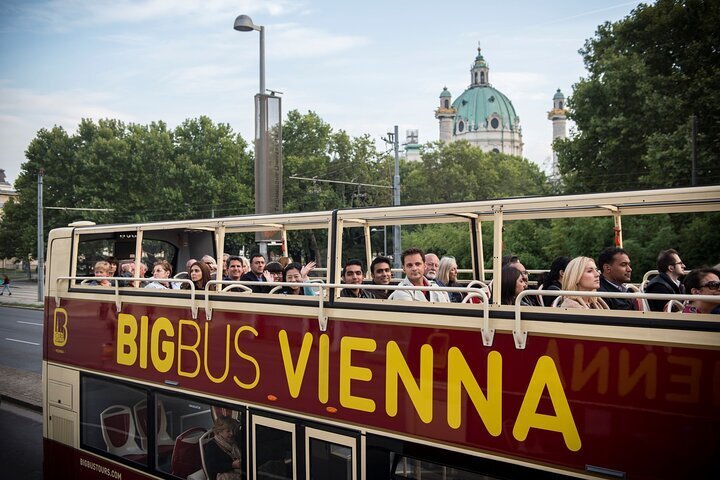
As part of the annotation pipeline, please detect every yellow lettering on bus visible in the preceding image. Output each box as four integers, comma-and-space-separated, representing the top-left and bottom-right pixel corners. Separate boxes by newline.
665, 355, 701, 403
177, 320, 201, 377
386, 341, 433, 423
150, 317, 174, 373
139, 315, 149, 369
571, 344, 609, 394
513, 355, 581, 452
318, 333, 329, 404
618, 349, 657, 398
447, 348, 501, 435
203, 323, 231, 383
117, 313, 138, 366
279, 330, 313, 398
233, 326, 260, 390
339, 336, 376, 413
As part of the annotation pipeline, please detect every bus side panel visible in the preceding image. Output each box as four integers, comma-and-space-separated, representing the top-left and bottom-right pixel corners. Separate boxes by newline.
44, 438, 152, 480
44, 299, 720, 480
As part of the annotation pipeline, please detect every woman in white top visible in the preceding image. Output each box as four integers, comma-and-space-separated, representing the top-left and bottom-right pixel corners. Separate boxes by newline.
560, 256, 609, 309
145, 260, 180, 290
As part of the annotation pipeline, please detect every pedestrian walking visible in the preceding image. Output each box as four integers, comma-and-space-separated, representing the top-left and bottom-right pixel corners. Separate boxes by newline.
0, 275, 11, 295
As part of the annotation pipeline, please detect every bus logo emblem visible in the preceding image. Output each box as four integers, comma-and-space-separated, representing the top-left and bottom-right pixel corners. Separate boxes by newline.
53, 307, 68, 347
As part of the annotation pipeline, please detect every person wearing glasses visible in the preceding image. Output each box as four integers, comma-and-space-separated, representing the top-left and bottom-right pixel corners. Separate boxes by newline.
682, 267, 720, 314
646, 249, 686, 311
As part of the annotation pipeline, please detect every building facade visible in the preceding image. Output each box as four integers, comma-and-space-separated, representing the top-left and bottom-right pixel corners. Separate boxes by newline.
435, 46, 523, 156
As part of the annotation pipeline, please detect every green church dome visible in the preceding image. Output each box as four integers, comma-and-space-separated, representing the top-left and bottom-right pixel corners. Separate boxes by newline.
553, 88, 564, 100
439, 87, 452, 98
451, 85, 520, 133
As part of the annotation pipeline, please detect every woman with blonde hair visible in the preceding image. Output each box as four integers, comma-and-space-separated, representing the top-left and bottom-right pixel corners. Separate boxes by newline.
560, 256, 609, 309
436, 256, 463, 302
205, 416, 243, 480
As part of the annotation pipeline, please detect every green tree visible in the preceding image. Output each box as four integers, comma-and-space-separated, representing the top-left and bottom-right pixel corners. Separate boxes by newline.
556, 0, 720, 192
0, 117, 253, 259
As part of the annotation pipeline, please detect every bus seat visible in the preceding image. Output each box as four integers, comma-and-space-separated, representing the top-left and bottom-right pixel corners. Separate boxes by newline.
174, 272, 189, 279
198, 430, 214, 479
133, 400, 174, 455
536, 284, 545, 306
551, 296, 564, 307
171, 427, 207, 478
269, 285, 284, 294
664, 300, 684, 312
210, 406, 240, 422
625, 284, 648, 311
100, 405, 146, 461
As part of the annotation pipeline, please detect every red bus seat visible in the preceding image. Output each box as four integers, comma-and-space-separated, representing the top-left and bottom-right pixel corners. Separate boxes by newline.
171, 427, 206, 478
100, 405, 146, 463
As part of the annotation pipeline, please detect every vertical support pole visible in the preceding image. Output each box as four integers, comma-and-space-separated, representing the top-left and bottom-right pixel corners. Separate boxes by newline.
333, 218, 345, 300
492, 207, 504, 305
37, 169, 45, 302
216, 225, 225, 292
363, 224, 371, 278
476, 219, 485, 282
134, 229, 144, 288
613, 212, 623, 248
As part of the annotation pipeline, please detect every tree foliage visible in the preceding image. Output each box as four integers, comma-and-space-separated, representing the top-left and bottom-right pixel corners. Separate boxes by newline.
556, 0, 720, 192
0, 117, 253, 259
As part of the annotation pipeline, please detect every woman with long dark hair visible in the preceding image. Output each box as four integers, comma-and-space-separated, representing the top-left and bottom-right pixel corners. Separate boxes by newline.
181, 260, 211, 291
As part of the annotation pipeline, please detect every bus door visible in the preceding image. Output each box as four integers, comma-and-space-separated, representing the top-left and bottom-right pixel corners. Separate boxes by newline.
250, 410, 361, 480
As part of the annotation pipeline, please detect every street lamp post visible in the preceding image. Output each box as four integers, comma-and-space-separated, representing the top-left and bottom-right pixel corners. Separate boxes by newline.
37, 169, 44, 301
235, 14, 284, 259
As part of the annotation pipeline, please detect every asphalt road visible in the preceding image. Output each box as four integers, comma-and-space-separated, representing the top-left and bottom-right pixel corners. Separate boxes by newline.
0, 400, 42, 480
0, 306, 43, 373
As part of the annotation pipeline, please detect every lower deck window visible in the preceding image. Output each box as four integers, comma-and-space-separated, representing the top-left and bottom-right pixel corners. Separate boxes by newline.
393, 455, 500, 480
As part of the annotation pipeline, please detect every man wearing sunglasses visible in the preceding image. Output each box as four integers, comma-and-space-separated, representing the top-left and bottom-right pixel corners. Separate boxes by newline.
646, 249, 686, 311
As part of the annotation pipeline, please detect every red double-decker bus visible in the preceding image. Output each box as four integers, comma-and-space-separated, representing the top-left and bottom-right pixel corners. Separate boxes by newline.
43, 186, 719, 479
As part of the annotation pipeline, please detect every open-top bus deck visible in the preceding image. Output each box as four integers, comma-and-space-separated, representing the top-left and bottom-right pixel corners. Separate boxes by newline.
42, 186, 720, 479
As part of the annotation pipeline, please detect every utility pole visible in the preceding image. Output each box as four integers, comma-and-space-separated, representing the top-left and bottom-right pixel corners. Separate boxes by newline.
392, 125, 401, 272
691, 114, 698, 187
37, 169, 44, 302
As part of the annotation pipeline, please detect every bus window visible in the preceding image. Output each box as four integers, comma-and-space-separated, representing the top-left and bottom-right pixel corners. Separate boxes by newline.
75, 231, 136, 279
392, 455, 497, 480
141, 237, 178, 274
154, 394, 214, 478
252, 415, 296, 480
306, 427, 357, 480
80, 375, 147, 466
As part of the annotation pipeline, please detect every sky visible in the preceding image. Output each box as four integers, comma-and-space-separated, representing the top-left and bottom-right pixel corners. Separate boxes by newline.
0, 0, 646, 186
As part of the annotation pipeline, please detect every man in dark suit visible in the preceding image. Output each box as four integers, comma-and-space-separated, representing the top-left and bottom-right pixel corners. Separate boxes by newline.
645, 249, 686, 311
239, 253, 271, 293
597, 247, 636, 310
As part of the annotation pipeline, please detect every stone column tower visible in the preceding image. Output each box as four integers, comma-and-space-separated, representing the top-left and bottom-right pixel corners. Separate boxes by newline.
435, 87, 456, 143
547, 88, 567, 177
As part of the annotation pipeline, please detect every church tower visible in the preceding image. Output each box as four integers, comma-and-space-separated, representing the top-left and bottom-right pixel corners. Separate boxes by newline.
435, 87, 455, 143
547, 88, 567, 177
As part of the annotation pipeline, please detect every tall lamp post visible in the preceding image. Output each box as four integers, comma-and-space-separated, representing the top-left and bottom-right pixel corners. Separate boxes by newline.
235, 14, 283, 259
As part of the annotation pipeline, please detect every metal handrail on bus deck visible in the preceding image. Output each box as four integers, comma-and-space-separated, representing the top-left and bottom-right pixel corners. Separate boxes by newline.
55, 276, 198, 318
513, 289, 720, 350
200, 281, 492, 344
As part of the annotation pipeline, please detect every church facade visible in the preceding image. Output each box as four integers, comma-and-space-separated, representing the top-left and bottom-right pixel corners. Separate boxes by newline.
435, 47, 523, 157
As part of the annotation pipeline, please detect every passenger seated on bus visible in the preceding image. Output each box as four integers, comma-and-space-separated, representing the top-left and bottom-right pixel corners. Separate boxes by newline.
106, 256, 119, 277
501, 265, 531, 306
265, 261, 284, 283
181, 261, 211, 291
389, 248, 450, 303
224, 256, 244, 282
646, 249, 686, 311
681, 267, 720, 314
146, 260, 180, 289
424, 253, 440, 281
120, 261, 148, 287
202, 255, 218, 279
240, 254, 271, 293
340, 259, 374, 298
240, 256, 250, 275
560, 256, 609, 309
370, 256, 393, 299
186, 258, 197, 272
597, 247, 636, 310
205, 416, 243, 480
277, 262, 319, 296
503, 254, 537, 304
436, 256, 463, 303
89, 261, 112, 287
541, 256, 570, 306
